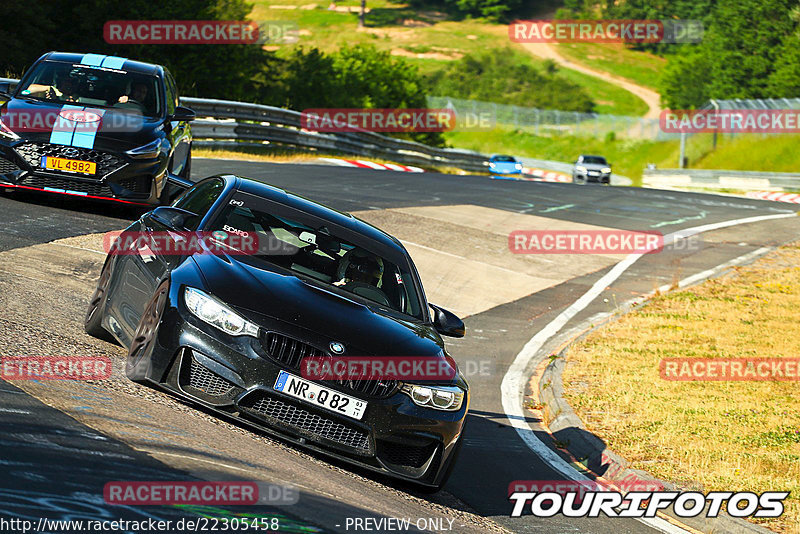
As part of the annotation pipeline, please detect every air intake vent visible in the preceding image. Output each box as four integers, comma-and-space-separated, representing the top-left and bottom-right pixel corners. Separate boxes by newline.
241, 391, 370, 452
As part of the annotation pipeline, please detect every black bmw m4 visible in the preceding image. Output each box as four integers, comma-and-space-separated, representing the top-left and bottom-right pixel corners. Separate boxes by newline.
85, 174, 469, 490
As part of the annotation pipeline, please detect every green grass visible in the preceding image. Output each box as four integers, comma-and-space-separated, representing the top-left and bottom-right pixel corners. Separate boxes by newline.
556, 66, 649, 116
445, 128, 800, 186
250, 1, 654, 116
556, 42, 667, 91
690, 133, 800, 173
445, 128, 682, 185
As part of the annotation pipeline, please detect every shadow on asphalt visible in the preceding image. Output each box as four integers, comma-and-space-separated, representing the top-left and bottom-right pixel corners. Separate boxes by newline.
1, 189, 146, 221
0, 379, 453, 533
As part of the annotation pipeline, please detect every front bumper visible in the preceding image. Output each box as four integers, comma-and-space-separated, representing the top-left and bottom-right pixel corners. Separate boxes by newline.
0, 139, 165, 205
489, 167, 523, 175
134, 301, 468, 488
573, 169, 611, 183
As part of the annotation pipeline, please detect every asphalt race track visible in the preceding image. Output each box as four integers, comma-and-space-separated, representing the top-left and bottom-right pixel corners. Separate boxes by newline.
1, 159, 798, 534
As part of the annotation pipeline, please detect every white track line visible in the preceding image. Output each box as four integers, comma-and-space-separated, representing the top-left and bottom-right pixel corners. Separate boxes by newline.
500, 212, 796, 533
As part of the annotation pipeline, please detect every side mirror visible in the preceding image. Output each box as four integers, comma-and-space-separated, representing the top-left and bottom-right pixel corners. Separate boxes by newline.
429, 304, 465, 338
149, 206, 197, 230
169, 106, 196, 122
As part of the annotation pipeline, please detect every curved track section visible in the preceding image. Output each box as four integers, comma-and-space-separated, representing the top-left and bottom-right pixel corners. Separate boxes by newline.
1, 160, 798, 533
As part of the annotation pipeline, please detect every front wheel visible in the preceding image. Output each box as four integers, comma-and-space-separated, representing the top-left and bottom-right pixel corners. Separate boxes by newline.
126, 280, 170, 382
85, 258, 115, 342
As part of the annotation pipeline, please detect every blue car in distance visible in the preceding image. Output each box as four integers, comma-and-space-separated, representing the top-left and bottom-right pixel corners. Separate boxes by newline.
488, 154, 523, 175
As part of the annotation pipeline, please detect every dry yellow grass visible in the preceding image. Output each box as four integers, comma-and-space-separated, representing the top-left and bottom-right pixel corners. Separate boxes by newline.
193, 148, 318, 163
563, 243, 800, 533
193, 147, 469, 174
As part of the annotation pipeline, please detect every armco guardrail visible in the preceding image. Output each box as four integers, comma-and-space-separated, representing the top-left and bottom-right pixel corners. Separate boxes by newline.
0, 78, 583, 177
643, 168, 800, 192
181, 97, 490, 172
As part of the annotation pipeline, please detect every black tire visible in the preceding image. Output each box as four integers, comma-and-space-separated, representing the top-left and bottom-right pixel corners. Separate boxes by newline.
574, 175, 586, 185
126, 280, 170, 382
85, 259, 116, 342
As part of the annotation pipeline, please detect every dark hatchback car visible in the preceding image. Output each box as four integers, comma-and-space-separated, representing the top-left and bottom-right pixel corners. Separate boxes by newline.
0, 52, 195, 206
85, 175, 469, 490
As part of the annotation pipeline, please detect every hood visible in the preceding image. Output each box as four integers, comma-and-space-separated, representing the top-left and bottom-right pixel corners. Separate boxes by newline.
192, 253, 444, 358
493, 161, 519, 168
580, 162, 610, 171
1, 97, 163, 152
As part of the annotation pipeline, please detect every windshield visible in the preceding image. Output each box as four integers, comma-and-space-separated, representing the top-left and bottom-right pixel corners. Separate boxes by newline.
492, 155, 516, 162
580, 156, 607, 165
16, 60, 162, 117
209, 191, 425, 320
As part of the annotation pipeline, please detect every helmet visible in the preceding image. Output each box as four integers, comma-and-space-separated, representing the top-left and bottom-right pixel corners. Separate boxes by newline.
339, 249, 383, 286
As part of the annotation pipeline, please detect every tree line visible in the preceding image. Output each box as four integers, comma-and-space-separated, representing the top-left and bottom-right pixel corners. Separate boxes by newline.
557, 0, 800, 109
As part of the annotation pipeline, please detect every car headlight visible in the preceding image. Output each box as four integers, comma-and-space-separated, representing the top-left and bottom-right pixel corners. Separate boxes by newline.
601, 167, 612, 173
126, 138, 164, 159
515, 163, 523, 169
401, 384, 465, 411
489, 162, 496, 168
0, 117, 20, 141
575, 165, 587, 172
184, 287, 259, 337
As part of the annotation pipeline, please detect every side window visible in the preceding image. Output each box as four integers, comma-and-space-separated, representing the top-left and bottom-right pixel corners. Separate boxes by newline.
163, 70, 177, 115
174, 178, 225, 229
168, 72, 180, 104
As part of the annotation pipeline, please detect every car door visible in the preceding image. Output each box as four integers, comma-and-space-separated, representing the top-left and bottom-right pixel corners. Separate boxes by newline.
108, 178, 226, 346
106, 214, 170, 346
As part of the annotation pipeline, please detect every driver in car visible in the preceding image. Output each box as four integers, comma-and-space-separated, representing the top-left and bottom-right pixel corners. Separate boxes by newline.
117, 82, 149, 109
334, 250, 384, 291
22, 75, 78, 102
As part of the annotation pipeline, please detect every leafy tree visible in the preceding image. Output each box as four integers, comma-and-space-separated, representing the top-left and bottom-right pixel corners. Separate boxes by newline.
403, 0, 524, 22
767, 32, 800, 96
0, 0, 58, 77
658, 48, 710, 109
0, 0, 284, 102
642, 0, 800, 106
701, 0, 798, 100
427, 49, 596, 112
